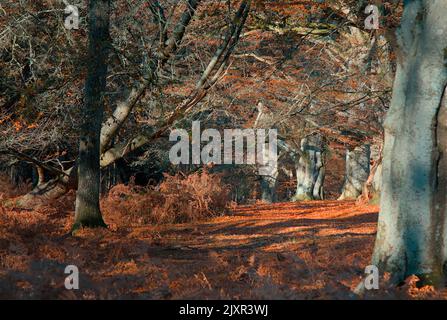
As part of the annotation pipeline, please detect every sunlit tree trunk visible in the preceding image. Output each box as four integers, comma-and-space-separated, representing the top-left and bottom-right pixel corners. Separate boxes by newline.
372, 0, 447, 286
358, 158, 382, 205
372, 162, 381, 196
313, 156, 325, 200
36, 166, 45, 186
73, 0, 110, 230
338, 144, 370, 200
293, 135, 325, 201
13, 0, 250, 208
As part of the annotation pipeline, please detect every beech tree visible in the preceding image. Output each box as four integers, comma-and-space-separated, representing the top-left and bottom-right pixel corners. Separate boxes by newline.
260, 172, 278, 203
293, 135, 325, 201
338, 144, 370, 200
372, 0, 447, 285
358, 143, 382, 204
73, 0, 111, 230
1, 0, 392, 207
2, 0, 251, 208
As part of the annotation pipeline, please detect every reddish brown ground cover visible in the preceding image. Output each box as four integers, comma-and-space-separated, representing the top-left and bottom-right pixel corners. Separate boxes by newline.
0, 200, 444, 299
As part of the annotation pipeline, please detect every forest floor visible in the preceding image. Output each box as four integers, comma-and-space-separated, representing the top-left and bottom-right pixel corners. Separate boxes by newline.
0, 200, 445, 299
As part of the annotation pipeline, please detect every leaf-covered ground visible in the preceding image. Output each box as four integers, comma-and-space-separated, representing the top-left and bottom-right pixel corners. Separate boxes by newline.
0, 200, 444, 299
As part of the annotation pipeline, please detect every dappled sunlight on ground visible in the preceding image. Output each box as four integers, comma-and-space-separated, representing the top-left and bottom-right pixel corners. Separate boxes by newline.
0, 200, 445, 299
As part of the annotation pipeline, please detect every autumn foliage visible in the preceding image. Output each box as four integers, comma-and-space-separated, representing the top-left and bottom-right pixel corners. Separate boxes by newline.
102, 170, 231, 225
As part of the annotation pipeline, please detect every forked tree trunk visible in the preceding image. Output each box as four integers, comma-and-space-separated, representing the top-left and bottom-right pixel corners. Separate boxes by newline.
293, 135, 325, 201
73, 0, 110, 230
372, 0, 447, 286
338, 144, 370, 200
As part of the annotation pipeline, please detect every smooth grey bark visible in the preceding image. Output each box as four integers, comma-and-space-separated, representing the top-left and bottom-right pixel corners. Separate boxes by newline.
260, 172, 278, 203
99, 83, 147, 154
100, 0, 202, 154
358, 158, 382, 205
372, 162, 381, 195
372, 0, 447, 286
313, 160, 325, 199
338, 144, 370, 200
73, 0, 110, 230
370, 144, 382, 199
293, 135, 325, 201
259, 135, 279, 203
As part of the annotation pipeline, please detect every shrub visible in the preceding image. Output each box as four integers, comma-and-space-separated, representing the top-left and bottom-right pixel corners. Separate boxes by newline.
102, 170, 231, 225
0, 173, 32, 202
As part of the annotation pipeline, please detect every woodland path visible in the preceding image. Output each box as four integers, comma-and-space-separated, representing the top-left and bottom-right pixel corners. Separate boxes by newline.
1, 200, 387, 299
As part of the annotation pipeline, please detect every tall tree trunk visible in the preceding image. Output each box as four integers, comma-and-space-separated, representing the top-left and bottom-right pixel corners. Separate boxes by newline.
358, 143, 382, 205
358, 157, 382, 205
12, 0, 250, 208
260, 172, 278, 203
372, 0, 447, 286
293, 135, 325, 201
313, 154, 325, 200
338, 144, 370, 200
73, 0, 110, 230
259, 138, 279, 203
372, 161, 381, 196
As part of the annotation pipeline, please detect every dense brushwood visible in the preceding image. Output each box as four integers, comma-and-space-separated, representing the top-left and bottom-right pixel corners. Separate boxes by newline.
102, 170, 231, 224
